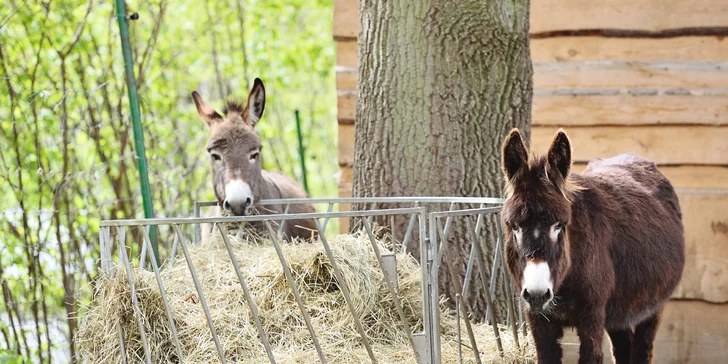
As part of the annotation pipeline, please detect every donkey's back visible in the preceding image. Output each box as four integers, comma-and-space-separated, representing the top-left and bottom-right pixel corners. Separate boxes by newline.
583, 153, 681, 219
261, 170, 317, 240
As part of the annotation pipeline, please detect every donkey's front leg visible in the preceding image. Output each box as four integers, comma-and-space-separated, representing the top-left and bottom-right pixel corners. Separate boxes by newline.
576, 309, 606, 364
530, 314, 564, 364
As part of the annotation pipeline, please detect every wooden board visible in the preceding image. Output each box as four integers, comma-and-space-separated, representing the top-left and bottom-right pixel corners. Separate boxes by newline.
532, 36, 728, 63
531, 0, 728, 34
336, 40, 358, 67
336, 68, 357, 92
337, 91, 356, 122
342, 165, 728, 191
340, 165, 354, 185
338, 123, 355, 166
562, 300, 728, 364
533, 95, 728, 126
531, 126, 728, 165
534, 61, 728, 90
334, 0, 728, 40
673, 192, 728, 302
571, 164, 728, 190
339, 125, 728, 170
339, 93, 728, 126
333, 0, 358, 39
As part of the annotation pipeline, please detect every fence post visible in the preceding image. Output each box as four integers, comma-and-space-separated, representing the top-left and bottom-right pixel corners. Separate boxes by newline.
114, 1, 159, 265
294, 110, 309, 194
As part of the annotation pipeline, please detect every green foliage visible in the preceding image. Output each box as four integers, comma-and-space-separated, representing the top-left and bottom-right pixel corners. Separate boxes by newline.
0, 349, 24, 364
0, 0, 335, 359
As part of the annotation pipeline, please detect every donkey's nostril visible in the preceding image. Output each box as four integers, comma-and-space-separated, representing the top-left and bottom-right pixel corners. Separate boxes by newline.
223, 200, 232, 211
245, 197, 252, 207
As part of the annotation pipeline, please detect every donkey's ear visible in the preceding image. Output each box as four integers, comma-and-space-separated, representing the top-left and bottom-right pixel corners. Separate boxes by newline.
502, 128, 528, 181
243, 78, 266, 127
546, 128, 572, 181
192, 91, 223, 127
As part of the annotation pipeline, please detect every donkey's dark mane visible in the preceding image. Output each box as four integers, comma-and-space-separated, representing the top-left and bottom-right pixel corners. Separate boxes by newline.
222, 99, 246, 116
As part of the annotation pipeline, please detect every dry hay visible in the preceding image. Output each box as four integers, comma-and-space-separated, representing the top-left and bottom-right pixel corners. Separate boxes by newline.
77, 227, 535, 363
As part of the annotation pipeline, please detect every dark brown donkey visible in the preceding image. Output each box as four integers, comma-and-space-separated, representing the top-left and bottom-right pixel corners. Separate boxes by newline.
500, 129, 684, 364
192, 78, 316, 241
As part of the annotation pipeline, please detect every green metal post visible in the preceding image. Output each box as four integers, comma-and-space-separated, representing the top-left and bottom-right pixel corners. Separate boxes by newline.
294, 110, 309, 194
114, 2, 159, 265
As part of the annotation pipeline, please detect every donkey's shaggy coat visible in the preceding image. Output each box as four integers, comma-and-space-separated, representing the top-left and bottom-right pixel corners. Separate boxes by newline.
501, 129, 684, 364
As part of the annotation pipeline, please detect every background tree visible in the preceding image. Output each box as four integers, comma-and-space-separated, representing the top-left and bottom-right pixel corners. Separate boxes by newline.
353, 0, 533, 318
0, 0, 336, 361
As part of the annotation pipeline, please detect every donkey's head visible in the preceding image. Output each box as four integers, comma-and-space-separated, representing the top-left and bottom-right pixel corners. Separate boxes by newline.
501, 128, 578, 313
192, 78, 267, 216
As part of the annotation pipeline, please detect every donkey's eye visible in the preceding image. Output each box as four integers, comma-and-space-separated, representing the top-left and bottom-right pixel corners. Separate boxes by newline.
250, 152, 260, 162
211, 153, 221, 162
550, 222, 564, 241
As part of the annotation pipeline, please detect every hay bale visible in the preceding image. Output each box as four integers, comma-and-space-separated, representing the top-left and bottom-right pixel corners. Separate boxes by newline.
77, 229, 534, 363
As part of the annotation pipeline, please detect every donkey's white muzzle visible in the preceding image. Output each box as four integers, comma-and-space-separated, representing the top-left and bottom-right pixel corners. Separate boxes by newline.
223, 179, 254, 215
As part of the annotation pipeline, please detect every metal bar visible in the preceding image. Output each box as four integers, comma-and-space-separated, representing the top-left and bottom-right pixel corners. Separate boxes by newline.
321, 202, 334, 232
435, 219, 451, 277
461, 240, 477, 299
461, 205, 487, 299
114, 0, 159, 266
471, 219, 504, 356
428, 214, 442, 364
264, 221, 328, 364
390, 214, 396, 244
505, 276, 520, 350
441, 203, 456, 242
115, 227, 129, 364
194, 202, 201, 244
100, 207, 424, 227
115, 227, 153, 364
214, 224, 276, 364
418, 211, 433, 364
401, 205, 418, 254
412, 333, 430, 364
456, 294, 462, 364
100, 227, 109, 274
486, 225, 503, 323
277, 203, 291, 237
457, 294, 481, 364
517, 293, 524, 334
294, 110, 309, 194
142, 227, 185, 362
117, 319, 129, 364
461, 201, 488, 300
315, 219, 377, 363
522, 304, 529, 337
139, 228, 148, 269
196, 196, 505, 207
461, 218, 487, 364
362, 218, 419, 361
460, 204, 485, 297
176, 226, 227, 363
495, 213, 520, 349
429, 206, 502, 218
169, 232, 180, 267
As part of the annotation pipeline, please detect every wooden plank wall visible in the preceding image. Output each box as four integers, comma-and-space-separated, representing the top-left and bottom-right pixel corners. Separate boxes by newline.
335, 2, 728, 357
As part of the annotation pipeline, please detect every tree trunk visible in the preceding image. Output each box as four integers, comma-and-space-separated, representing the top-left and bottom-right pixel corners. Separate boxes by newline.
353, 0, 532, 320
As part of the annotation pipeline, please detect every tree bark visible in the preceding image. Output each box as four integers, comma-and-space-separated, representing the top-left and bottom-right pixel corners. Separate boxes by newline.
353, 0, 532, 319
